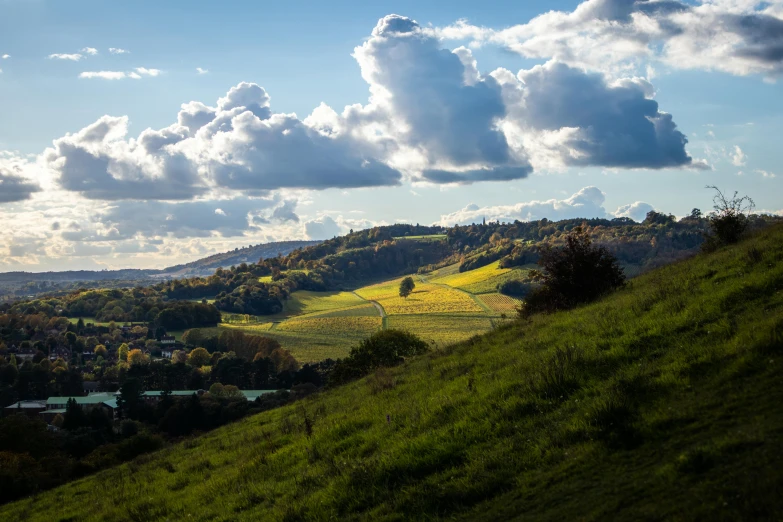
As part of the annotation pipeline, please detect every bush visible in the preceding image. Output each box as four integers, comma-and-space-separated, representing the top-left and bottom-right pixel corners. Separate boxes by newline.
498, 279, 532, 298
522, 226, 625, 315
703, 186, 755, 250
330, 330, 429, 385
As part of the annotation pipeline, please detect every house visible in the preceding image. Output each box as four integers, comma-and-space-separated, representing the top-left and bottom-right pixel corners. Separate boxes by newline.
3, 400, 47, 418
160, 335, 176, 345
41, 392, 118, 423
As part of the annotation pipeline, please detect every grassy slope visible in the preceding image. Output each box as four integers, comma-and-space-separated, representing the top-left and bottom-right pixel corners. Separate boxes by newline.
15, 227, 783, 521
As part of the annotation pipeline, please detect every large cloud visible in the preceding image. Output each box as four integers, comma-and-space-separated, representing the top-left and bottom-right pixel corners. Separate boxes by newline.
432, 0, 783, 78
62, 196, 297, 241
0, 154, 42, 203
437, 186, 655, 225
348, 15, 533, 182
44, 82, 403, 200
495, 62, 699, 169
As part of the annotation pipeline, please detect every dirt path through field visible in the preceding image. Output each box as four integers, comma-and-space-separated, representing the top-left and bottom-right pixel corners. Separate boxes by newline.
352, 291, 388, 329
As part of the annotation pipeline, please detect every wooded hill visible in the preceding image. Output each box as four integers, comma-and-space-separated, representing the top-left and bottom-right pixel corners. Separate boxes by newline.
3, 222, 781, 520
0, 240, 318, 301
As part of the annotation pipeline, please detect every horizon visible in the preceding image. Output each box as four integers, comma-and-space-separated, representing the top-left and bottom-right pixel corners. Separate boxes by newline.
1, 0, 782, 272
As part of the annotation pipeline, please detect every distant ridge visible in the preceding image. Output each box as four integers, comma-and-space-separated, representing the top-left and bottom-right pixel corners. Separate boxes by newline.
157, 240, 321, 277
0, 240, 320, 295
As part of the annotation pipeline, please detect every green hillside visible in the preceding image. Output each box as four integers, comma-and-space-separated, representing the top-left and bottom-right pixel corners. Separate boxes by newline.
4, 225, 782, 521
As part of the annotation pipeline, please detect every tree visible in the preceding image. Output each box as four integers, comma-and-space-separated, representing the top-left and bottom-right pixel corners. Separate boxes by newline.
523, 226, 625, 315
116, 378, 144, 420
117, 343, 129, 362
62, 398, 89, 431
127, 349, 149, 366
704, 186, 755, 249
399, 276, 416, 299
330, 329, 429, 385
188, 347, 211, 368
94, 344, 107, 358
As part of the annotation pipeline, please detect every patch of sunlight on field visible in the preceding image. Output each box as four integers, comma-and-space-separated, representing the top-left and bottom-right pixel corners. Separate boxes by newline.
284, 291, 367, 315
277, 316, 381, 336
221, 325, 366, 362
301, 303, 380, 319
431, 261, 530, 294
386, 314, 494, 346
355, 277, 482, 315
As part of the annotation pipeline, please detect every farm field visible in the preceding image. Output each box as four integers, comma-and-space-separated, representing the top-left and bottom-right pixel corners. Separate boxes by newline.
392, 234, 447, 241
66, 317, 120, 327
208, 263, 528, 362
386, 314, 495, 347
430, 260, 530, 294
281, 290, 365, 315
259, 269, 311, 283
477, 293, 521, 314
355, 276, 482, 315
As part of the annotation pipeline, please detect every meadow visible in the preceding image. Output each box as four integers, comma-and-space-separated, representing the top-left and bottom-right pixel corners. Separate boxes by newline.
6, 225, 782, 521
430, 260, 531, 294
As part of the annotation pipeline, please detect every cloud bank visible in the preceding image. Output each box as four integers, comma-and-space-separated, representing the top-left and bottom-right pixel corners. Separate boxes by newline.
437, 186, 655, 225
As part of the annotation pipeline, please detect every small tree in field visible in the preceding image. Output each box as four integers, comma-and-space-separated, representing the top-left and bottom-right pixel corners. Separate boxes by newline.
399, 276, 416, 299
704, 186, 755, 250
523, 226, 625, 315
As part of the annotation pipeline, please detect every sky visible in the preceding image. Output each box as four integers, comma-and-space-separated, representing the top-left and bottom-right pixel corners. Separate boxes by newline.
0, 0, 781, 272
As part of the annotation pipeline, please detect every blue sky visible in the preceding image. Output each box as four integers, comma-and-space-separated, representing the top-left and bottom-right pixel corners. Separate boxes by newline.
0, 0, 781, 271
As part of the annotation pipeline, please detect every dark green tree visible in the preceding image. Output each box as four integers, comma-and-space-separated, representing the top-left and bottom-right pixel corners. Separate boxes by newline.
399, 276, 416, 299
523, 225, 625, 315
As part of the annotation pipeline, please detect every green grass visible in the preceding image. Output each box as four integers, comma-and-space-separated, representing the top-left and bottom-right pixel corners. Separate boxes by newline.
392, 234, 448, 241
22, 227, 781, 520
282, 290, 366, 316
65, 317, 116, 327
259, 269, 311, 283
386, 314, 496, 347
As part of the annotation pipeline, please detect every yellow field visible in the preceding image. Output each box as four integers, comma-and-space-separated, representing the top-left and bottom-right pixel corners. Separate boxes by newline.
277, 316, 381, 335
430, 261, 530, 294
355, 277, 482, 315
386, 314, 494, 347
477, 293, 522, 314
431, 261, 511, 287
301, 303, 380, 319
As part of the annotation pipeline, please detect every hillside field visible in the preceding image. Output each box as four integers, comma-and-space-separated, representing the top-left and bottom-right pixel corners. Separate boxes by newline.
5, 225, 782, 520
219, 266, 522, 362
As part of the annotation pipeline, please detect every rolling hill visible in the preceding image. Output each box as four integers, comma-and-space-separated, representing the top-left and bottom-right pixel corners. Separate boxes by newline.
0, 240, 319, 300
3, 225, 781, 520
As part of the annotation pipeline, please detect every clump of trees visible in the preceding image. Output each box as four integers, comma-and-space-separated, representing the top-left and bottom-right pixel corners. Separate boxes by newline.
330, 330, 429, 385
399, 277, 416, 299
498, 279, 532, 298
522, 226, 626, 315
